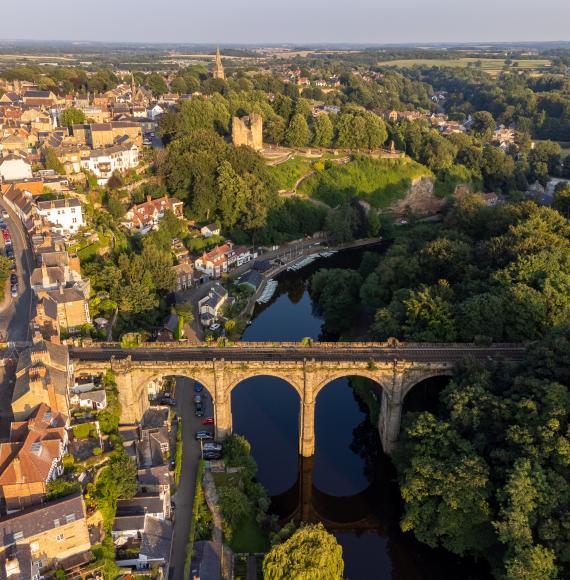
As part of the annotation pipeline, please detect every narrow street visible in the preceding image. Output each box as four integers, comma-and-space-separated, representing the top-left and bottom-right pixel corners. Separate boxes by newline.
0, 197, 34, 342
169, 377, 214, 579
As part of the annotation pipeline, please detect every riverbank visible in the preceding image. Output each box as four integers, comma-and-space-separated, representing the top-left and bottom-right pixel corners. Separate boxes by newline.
237, 237, 383, 331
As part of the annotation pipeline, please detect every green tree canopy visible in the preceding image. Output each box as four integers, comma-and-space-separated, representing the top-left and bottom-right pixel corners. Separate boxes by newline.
263, 523, 344, 580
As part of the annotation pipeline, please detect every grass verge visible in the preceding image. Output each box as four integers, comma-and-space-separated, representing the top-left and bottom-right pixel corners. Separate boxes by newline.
184, 459, 206, 578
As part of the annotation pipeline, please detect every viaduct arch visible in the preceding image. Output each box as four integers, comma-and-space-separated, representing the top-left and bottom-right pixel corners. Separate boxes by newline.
70, 341, 525, 456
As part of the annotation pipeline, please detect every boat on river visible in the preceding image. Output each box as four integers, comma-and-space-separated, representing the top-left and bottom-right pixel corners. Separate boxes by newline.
256, 279, 278, 304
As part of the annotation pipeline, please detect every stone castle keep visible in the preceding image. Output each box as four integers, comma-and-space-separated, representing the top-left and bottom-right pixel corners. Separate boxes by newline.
232, 114, 263, 151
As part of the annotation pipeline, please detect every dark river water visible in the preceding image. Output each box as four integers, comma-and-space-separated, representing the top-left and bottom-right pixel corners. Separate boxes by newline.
230, 246, 489, 580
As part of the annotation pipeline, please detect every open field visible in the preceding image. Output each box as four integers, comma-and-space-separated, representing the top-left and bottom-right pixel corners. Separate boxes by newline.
0, 54, 76, 62
377, 57, 551, 75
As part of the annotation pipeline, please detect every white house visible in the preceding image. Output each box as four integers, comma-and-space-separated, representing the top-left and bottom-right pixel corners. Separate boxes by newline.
0, 154, 32, 181
200, 223, 220, 238
81, 143, 139, 185
37, 197, 85, 235
198, 283, 228, 327
147, 104, 164, 121
70, 389, 107, 410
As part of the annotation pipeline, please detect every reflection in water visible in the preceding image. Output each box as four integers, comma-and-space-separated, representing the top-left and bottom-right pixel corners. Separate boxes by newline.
234, 247, 490, 579
231, 376, 300, 495
313, 378, 370, 496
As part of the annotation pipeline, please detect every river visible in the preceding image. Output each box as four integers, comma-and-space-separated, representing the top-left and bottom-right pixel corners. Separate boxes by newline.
230, 245, 489, 580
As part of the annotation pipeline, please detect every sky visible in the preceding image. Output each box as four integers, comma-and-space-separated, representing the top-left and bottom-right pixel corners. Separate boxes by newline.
2, 0, 568, 45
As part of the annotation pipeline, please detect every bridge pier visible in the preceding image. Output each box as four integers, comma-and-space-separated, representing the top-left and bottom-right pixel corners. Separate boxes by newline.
299, 360, 316, 457
213, 359, 232, 440
378, 396, 402, 455
299, 400, 316, 457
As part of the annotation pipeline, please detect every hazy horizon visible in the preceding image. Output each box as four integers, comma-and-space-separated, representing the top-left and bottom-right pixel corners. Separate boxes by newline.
1, 0, 568, 45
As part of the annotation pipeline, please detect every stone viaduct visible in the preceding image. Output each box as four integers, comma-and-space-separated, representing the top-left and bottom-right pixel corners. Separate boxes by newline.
70, 341, 526, 456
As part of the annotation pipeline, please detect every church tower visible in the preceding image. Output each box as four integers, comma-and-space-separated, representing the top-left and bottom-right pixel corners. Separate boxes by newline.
130, 72, 137, 103
212, 46, 225, 80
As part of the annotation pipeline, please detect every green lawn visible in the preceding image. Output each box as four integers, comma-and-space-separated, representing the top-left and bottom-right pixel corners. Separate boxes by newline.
268, 156, 313, 191
299, 156, 433, 208
230, 512, 269, 553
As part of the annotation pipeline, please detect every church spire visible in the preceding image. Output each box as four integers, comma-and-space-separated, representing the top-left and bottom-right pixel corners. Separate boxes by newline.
212, 46, 225, 80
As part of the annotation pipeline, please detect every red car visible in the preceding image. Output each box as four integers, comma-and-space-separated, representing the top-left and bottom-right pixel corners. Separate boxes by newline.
202, 417, 214, 425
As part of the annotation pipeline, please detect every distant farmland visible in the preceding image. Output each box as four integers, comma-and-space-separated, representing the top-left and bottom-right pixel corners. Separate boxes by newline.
377, 57, 551, 75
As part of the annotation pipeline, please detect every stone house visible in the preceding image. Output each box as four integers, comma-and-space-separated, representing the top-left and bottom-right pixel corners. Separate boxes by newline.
173, 261, 194, 291
0, 494, 91, 578
40, 285, 91, 331
194, 243, 232, 279
11, 339, 72, 421
0, 403, 68, 513
123, 195, 183, 233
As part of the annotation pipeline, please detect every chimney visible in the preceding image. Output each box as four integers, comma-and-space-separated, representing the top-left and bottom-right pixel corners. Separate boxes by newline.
41, 262, 49, 288
59, 284, 64, 296
47, 381, 58, 412
13, 457, 22, 483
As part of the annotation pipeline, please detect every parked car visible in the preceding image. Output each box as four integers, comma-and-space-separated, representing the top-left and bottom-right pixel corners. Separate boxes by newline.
194, 383, 203, 393
10, 274, 17, 285
11, 285, 18, 297
5, 247, 13, 258
195, 431, 214, 441
1, 210, 8, 219
210, 323, 221, 332
202, 417, 214, 425
203, 451, 222, 460
9, 261, 16, 271
195, 403, 204, 417
0, 223, 6, 230
193, 394, 202, 404
203, 442, 222, 451
160, 396, 176, 406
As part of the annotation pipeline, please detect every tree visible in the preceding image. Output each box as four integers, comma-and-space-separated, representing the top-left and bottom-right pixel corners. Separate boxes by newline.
312, 113, 334, 148
217, 160, 247, 228
552, 184, 570, 218
264, 115, 286, 145
263, 523, 344, 580
44, 148, 65, 174
141, 242, 177, 292
170, 76, 187, 94
395, 413, 493, 555
471, 111, 496, 141
218, 486, 251, 531
146, 73, 168, 97
107, 195, 125, 220
285, 114, 310, 147
310, 268, 362, 334
60, 107, 85, 128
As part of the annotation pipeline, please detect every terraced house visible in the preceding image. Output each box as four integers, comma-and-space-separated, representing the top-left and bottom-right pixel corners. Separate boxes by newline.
0, 494, 91, 579
0, 404, 68, 513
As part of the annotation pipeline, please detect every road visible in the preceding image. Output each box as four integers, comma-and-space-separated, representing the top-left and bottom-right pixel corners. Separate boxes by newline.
0, 198, 34, 342
70, 343, 528, 365
169, 377, 214, 580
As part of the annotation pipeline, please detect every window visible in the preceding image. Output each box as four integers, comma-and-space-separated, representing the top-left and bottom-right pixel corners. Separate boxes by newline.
56, 533, 64, 542
53, 519, 60, 527
12, 531, 24, 541
65, 513, 75, 524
